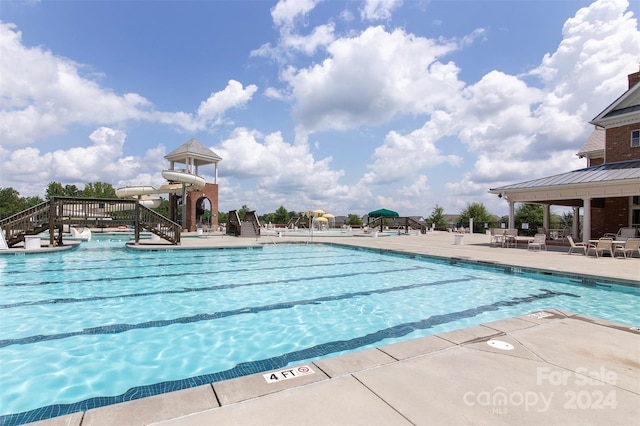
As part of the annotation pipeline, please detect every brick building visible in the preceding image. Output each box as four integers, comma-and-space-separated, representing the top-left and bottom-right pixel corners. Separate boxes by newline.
165, 139, 222, 232
489, 70, 640, 241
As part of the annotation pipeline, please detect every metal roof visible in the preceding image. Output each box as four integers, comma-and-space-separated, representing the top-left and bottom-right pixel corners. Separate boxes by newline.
490, 160, 640, 191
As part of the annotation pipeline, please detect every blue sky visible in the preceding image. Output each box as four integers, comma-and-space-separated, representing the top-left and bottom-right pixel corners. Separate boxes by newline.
1, 0, 639, 218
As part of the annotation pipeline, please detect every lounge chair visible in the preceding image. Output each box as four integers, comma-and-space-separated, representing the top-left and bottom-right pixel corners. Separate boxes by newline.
613, 238, 640, 259
604, 227, 637, 241
528, 233, 547, 251
567, 236, 587, 255
586, 238, 614, 258
616, 227, 638, 242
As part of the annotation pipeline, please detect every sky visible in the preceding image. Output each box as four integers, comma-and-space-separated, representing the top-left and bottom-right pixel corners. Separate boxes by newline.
1, 0, 639, 218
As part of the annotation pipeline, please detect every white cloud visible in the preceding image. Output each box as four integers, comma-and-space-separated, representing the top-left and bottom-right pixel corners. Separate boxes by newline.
279, 23, 336, 56
0, 22, 259, 145
360, 0, 402, 21
271, 0, 323, 29
444, 0, 640, 205
286, 26, 460, 138
0, 127, 168, 196
212, 127, 350, 212
2, 0, 639, 218
455, 71, 544, 155
360, 111, 463, 186
0, 23, 156, 144
254, 1, 334, 61
197, 80, 258, 124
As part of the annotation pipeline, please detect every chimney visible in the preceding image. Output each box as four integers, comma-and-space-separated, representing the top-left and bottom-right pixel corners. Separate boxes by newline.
629, 69, 640, 89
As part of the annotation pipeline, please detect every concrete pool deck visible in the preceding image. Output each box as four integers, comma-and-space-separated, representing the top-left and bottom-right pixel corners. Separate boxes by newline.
22, 230, 640, 425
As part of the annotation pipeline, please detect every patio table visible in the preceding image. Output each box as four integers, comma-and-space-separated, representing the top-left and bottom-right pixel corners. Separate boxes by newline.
509, 236, 534, 248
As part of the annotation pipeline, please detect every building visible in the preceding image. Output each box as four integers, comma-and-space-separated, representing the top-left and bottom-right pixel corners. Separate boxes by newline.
489, 70, 640, 241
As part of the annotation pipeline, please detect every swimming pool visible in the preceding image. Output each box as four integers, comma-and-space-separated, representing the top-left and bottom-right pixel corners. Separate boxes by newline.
1, 237, 638, 424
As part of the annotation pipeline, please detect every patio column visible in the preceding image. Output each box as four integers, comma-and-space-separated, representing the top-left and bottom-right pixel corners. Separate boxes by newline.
572, 206, 580, 240
508, 201, 515, 229
543, 204, 550, 234
582, 198, 591, 242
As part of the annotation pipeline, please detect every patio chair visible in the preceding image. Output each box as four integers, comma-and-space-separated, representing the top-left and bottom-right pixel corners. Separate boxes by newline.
490, 228, 505, 247
613, 238, 640, 259
537, 227, 548, 239
566, 235, 587, 255
586, 238, 614, 258
528, 233, 547, 251
504, 229, 518, 248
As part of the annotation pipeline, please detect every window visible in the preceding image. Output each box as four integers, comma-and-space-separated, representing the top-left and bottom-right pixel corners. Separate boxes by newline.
632, 129, 640, 147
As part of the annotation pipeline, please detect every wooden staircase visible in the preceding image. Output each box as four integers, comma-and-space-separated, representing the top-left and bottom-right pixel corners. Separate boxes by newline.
226, 210, 261, 238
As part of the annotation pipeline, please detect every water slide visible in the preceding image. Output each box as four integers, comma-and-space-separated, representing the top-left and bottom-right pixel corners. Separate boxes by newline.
116, 170, 206, 207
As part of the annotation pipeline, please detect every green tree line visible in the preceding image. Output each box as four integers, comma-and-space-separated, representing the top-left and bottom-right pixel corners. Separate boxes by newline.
1, 181, 118, 219
2, 182, 570, 233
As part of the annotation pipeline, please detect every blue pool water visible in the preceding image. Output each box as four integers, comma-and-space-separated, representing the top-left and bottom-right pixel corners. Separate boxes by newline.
0, 236, 638, 424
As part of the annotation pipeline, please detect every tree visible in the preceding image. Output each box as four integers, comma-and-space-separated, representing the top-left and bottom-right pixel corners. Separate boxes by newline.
427, 204, 447, 228
515, 203, 543, 236
0, 187, 24, 218
558, 211, 573, 229
459, 202, 493, 232
64, 184, 81, 197
0, 187, 44, 218
217, 211, 229, 224
45, 182, 81, 199
83, 182, 116, 198
347, 214, 363, 226
237, 205, 251, 220
260, 212, 276, 223
153, 198, 169, 217
45, 182, 65, 200
273, 206, 289, 224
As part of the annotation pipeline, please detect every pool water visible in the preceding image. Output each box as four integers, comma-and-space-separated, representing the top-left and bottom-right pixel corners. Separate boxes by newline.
0, 237, 638, 424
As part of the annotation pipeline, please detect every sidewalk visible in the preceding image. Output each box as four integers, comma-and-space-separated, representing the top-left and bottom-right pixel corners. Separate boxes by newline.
44, 310, 639, 426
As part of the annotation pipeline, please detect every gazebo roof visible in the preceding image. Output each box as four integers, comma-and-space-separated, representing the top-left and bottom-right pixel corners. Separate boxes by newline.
165, 138, 222, 165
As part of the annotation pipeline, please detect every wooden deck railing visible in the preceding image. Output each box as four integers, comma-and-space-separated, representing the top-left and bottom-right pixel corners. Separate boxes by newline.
137, 204, 181, 244
226, 210, 241, 236
0, 197, 181, 247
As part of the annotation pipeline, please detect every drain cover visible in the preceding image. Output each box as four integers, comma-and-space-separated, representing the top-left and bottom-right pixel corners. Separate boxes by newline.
487, 339, 514, 350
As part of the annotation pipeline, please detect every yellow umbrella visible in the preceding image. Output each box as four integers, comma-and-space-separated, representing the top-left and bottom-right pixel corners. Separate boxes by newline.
314, 217, 328, 222
322, 213, 334, 218
312, 209, 325, 217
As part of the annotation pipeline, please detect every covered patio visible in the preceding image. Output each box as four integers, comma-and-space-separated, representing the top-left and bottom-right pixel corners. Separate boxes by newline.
489, 160, 640, 242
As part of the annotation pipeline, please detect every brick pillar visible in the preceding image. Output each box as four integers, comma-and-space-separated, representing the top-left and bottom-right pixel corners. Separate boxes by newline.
186, 183, 219, 231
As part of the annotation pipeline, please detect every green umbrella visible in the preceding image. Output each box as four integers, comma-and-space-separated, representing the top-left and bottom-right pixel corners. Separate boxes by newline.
368, 208, 399, 218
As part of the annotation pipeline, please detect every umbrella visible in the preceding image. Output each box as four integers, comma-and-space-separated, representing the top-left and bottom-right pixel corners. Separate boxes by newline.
368, 208, 399, 218
322, 213, 334, 218
312, 209, 325, 217
314, 217, 328, 222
